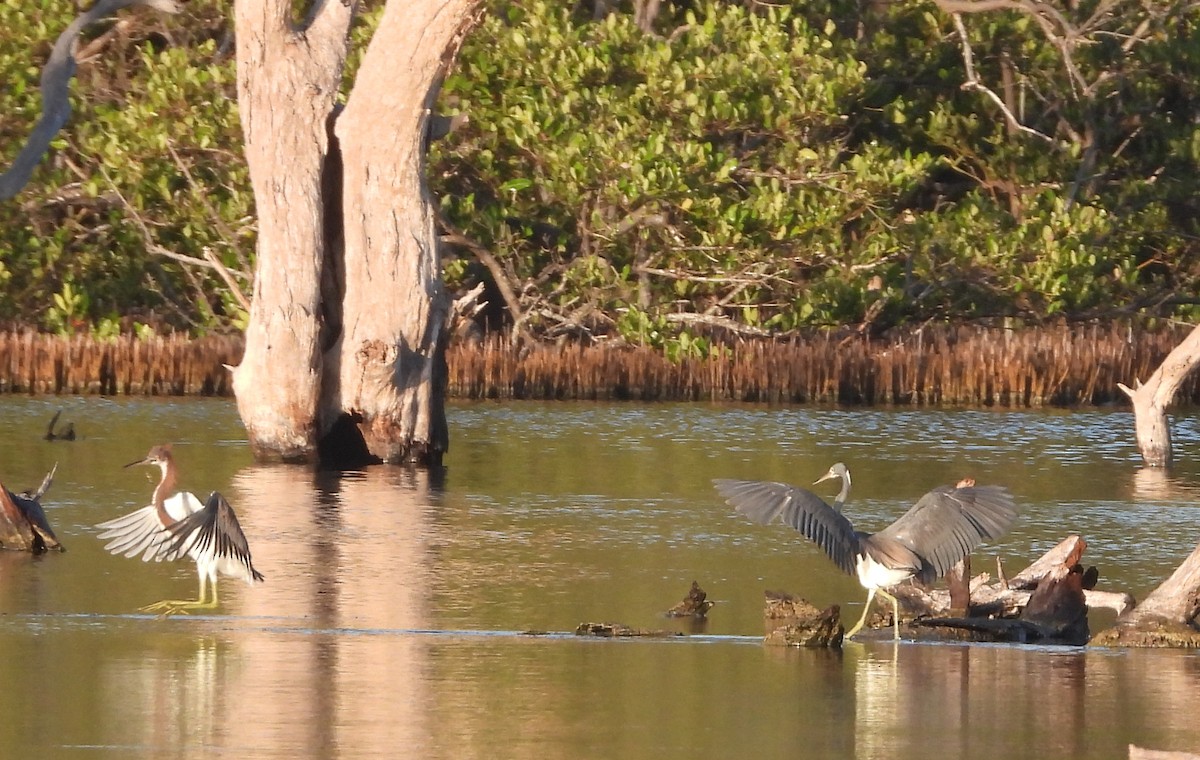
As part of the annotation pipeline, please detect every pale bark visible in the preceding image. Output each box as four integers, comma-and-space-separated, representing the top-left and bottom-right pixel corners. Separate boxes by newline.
2, 0, 480, 465
331, 0, 477, 462
230, 0, 355, 461
232, 0, 479, 464
1118, 323, 1200, 467
1127, 541, 1200, 624
1090, 525, 1200, 645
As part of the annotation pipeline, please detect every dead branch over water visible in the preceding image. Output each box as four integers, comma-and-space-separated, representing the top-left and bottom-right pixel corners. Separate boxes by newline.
0, 323, 1195, 405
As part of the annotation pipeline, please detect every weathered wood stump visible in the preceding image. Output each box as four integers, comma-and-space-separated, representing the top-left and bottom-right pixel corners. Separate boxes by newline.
665, 580, 715, 618
1092, 532, 1200, 647
0, 465, 62, 553
762, 591, 843, 648
1018, 561, 1092, 642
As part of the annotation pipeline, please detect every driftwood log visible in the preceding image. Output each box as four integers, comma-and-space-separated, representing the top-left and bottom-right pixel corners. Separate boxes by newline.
764, 535, 1143, 646
1092, 535, 1200, 647
1129, 745, 1200, 760
573, 623, 684, 638
881, 535, 1127, 644
0, 465, 63, 553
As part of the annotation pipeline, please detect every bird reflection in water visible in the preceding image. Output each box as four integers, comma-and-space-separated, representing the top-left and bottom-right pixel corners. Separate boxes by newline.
715, 462, 1018, 640
96, 444, 264, 615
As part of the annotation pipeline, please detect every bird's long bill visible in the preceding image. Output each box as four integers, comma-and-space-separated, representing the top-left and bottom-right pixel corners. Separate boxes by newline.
123, 457, 151, 469
813, 465, 851, 487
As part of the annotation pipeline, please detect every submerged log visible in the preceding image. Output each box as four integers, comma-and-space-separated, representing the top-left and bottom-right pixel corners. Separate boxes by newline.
0, 465, 63, 552
574, 622, 684, 638
43, 410, 75, 441
762, 591, 843, 648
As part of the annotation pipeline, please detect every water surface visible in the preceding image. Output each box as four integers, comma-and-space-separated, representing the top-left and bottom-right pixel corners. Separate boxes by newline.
1, 397, 1199, 758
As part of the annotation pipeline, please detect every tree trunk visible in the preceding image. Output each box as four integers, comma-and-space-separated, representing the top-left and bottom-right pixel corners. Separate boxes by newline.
331, 0, 476, 463
232, 0, 479, 465
1118, 324, 1200, 467
231, 0, 353, 461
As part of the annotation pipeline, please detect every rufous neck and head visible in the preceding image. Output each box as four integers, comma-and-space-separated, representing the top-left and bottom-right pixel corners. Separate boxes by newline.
814, 462, 852, 512
125, 444, 178, 514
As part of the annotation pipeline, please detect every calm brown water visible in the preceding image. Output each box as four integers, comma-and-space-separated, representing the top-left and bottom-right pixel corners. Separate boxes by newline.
1, 397, 1199, 758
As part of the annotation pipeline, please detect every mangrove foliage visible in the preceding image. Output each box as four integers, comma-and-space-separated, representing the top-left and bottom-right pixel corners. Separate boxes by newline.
0, 0, 1196, 345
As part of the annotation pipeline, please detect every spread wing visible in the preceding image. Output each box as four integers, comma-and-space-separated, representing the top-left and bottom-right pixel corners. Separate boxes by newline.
160, 491, 264, 581
96, 505, 171, 561
714, 478, 861, 576
876, 484, 1018, 584
96, 492, 204, 562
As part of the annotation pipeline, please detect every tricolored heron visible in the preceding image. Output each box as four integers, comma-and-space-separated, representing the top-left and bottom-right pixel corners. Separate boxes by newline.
95, 444, 264, 615
715, 462, 1017, 640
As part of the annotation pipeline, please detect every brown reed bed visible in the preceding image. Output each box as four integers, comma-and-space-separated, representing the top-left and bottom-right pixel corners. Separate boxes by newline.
0, 330, 243, 396
446, 323, 1199, 407
0, 323, 1194, 406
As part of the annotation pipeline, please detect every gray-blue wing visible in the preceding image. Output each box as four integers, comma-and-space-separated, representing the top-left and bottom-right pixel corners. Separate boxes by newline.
160, 491, 264, 582
713, 479, 861, 576
876, 484, 1017, 584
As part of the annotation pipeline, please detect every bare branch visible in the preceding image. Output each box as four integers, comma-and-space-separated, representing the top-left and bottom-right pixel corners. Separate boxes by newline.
202, 248, 252, 313
664, 312, 772, 337
0, 0, 182, 200
440, 229, 525, 326
91, 161, 252, 315
164, 142, 255, 273
949, 13, 1056, 144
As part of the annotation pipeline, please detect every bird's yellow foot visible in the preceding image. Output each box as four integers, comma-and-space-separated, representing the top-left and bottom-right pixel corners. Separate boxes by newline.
139, 599, 208, 616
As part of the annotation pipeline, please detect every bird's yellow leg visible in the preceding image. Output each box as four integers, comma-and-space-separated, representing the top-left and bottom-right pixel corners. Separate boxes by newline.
140, 576, 218, 616
845, 588, 877, 639
876, 588, 902, 640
